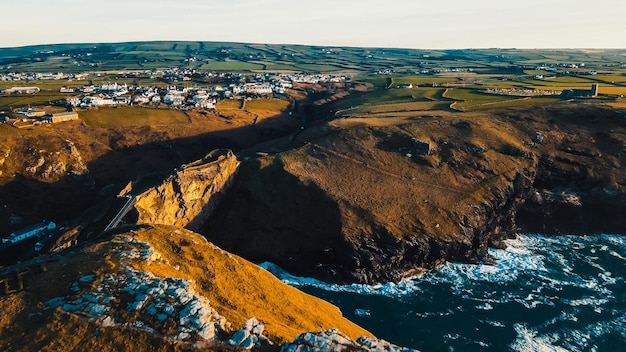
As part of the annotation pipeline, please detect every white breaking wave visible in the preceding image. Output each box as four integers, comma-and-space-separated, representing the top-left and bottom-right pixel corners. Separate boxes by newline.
510, 324, 569, 352
259, 234, 625, 299
258, 235, 548, 297
258, 262, 424, 297
259, 234, 626, 351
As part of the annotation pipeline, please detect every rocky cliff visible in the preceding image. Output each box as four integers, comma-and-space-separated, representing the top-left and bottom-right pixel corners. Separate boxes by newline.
0, 226, 388, 351
132, 149, 240, 231
203, 104, 626, 284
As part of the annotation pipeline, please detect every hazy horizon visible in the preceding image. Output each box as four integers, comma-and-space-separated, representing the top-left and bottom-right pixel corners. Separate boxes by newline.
1, 0, 625, 50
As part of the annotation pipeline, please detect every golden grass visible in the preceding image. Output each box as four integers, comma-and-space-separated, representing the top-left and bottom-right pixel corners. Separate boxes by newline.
338, 101, 449, 116
0, 95, 67, 110
80, 107, 190, 127
290, 113, 535, 244
598, 87, 626, 95
245, 99, 290, 111
0, 226, 370, 351
215, 99, 242, 109
133, 227, 371, 343
331, 116, 422, 129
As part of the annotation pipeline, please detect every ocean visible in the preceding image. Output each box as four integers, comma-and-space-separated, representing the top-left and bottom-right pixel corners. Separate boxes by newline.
260, 234, 626, 351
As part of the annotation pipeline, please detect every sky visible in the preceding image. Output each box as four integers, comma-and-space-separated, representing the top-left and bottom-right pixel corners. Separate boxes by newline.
1, 0, 625, 49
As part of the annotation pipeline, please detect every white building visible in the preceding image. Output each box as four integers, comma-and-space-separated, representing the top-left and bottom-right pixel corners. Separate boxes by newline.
245, 83, 273, 95
2, 87, 40, 94
44, 111, 79, 123
15, 108, 46, 118
87, 97, 116, 107
133, 95, 150, 104
197, 98, 216, 109
67, 97, 81, 107
163, 94, 184, 106
2, 221, 56, 244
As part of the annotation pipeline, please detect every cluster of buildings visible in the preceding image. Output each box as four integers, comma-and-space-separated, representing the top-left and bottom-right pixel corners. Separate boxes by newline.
485, 88, 563, 97
534, 64, 599, 76
1, 68, 350, 117
0, 71, 88, 81
62, 72, 348, 109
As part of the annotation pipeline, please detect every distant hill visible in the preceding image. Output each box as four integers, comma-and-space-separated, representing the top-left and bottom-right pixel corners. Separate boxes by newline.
1, 41, 625, 73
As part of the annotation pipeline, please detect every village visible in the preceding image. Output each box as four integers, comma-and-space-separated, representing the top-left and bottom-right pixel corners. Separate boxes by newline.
0, 69, 350, 126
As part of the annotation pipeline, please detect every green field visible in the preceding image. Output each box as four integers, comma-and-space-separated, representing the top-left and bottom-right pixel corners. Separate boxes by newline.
1, 42, 625, 76
0, 80, 91, 92
475, 80, 528, 89
201, 61, 265, 71
337, 101, 450, 116
259, 62, 300, 71
334, 87, 448, 110
456, 96, 565, 111
444, 88, 515, 103
293, 63, 343, 72
79, 107, 190, 127
390, 76, 462, 86
0, 94, 67, 110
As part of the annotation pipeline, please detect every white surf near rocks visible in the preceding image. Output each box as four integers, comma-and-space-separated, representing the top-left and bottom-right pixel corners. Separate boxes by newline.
280, 328, 418, 352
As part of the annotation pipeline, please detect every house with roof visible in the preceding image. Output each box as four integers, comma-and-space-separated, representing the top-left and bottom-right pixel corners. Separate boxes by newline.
2, 87, 40, 94
43, 111, 79, 123
15, 108, 47, 118
164, 93, 184, 106
2, 221, 56, 244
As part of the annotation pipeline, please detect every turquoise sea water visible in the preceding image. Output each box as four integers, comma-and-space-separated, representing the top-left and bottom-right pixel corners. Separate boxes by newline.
261, 234, 626, 351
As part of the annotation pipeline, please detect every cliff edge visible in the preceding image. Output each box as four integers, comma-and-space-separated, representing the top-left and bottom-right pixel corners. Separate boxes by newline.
203, 104, 625, 284
0, 226, 380, 351
131, 149, 240, 231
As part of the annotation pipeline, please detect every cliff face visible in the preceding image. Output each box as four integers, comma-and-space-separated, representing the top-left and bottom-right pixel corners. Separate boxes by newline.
513, 105, 626, 235
0, 132, 99, 233
204, 105, 625, 284
132, 149, 240, 231
204, 115, 539, 283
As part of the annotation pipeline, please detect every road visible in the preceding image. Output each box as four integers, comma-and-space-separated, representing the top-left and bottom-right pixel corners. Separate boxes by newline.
103, 196, 135, 232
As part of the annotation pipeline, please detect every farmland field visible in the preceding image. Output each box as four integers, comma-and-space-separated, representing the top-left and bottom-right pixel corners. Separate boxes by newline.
598, 87, 626, 95
245, 99, 290, 111
201, 61, 265, 71
334, 87, 448, 110
337, 101, 450, 116
79, 107, 190, 127
592, 75, 626, 83
390, 76, 461, 86
454, 96, 565, 111
443, 88, 512, 104
294, 63, 343, 72
0, 95, 67, 110
216, 99, 243, 109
